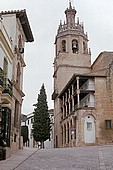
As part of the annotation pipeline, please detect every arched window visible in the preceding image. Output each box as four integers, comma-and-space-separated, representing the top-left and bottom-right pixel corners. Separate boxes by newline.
83, 41, 86, 53
3, 58, 8, 88
61, 126, 63, 144
16, 63, 21, 87
72, 39, 78, 53
67, 122, 69, 143
62, 40, 66, 52
64, 124, 66, 144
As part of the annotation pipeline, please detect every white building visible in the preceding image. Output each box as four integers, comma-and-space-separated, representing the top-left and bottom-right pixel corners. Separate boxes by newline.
21, 109, 54, 148
0, 9, 34, 158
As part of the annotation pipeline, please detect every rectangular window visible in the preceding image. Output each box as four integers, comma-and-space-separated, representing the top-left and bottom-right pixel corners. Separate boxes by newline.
105, 120, 112, 129
14, 134, 16, 142
87, 122, 92, 130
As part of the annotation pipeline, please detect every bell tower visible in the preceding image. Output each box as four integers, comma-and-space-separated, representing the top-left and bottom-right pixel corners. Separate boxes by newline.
54, 1, 91, 93
53, 2, 91, 147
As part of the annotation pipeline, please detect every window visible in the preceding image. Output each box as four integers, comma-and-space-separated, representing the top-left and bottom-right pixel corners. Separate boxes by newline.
16, 63, 21, 87
105, 120, 112, 129
72, 40, 78, 53
83, 41, 86, 53
14, 134, 17, 142
87, 122, 92, 130
62, 40, 66, 52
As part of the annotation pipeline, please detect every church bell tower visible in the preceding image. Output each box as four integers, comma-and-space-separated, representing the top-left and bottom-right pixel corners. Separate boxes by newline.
54, 1, 91, 92
53, 1, 91, 147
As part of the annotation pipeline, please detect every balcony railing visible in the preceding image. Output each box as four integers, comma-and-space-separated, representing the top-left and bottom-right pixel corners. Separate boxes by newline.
74, 102, 95, 110
2, 79, 13, 96
80, 80, 95, 91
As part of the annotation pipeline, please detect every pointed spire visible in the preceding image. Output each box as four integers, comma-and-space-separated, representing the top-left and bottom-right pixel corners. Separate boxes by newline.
69, 0, 72, 9
60, 20, 62, 26
65, 0, 76, 28
89, 48, 91, 55
77, 17, 79, 25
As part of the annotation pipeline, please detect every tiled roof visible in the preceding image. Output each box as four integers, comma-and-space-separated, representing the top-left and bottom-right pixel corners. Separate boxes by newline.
0, 9, 34, 42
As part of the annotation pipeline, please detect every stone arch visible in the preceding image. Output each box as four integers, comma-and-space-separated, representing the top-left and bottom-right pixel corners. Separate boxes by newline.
64, 124, 66, 144
72, 39, 78, 53
62, 40, 66, 52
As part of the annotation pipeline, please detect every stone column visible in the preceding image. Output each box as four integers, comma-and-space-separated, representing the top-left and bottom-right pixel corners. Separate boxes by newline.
76, 77, 80, 107
72, 84, 75, 111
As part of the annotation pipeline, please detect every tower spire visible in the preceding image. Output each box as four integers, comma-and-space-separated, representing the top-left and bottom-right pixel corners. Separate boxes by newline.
69, 0, 72, 8
65, 0, 76, 28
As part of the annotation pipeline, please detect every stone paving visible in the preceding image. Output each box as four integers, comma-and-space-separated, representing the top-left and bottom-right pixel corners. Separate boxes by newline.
0, 145, 113, 170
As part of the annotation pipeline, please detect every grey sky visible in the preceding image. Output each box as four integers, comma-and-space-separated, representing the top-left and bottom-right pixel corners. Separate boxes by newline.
0, 0, 113, 114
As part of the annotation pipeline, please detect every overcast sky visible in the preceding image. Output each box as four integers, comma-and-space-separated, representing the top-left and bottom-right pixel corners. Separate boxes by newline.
0, 0, 113, 114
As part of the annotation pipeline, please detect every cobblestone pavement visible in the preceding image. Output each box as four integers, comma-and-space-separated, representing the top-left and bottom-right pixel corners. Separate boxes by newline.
0, 145, 113, 170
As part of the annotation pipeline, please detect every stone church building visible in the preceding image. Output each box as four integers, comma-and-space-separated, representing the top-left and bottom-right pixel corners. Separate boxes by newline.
52, 2, 113, 148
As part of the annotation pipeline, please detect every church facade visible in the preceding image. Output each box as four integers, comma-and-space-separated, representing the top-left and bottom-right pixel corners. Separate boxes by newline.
52, 2, 113, 148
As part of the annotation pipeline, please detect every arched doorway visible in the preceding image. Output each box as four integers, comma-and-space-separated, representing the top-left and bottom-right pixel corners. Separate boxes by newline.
84, 115, 95, 144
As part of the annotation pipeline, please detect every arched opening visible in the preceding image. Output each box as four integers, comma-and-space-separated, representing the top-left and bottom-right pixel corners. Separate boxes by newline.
83, 41, 86, 53
72, 39, 78, 53
64, 124, 66, 144
55, 135, 58, 148
61, 126, 63, 145
67, 122, 69, 143
62, 40, 66, 52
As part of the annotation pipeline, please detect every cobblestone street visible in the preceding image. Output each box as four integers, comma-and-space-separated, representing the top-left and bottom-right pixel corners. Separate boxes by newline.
0, 146, 113, 170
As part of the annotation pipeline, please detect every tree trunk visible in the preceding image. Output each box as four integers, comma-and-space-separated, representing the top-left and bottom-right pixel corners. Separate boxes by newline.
41, 140, 44, 149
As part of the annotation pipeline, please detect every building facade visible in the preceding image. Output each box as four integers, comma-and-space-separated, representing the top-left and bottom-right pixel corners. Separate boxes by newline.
0, 9, 34, 158
52, 2, 113, 148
